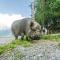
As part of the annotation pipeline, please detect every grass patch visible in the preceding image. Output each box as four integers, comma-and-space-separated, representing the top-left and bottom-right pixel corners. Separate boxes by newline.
41, 34, 60, 42
0, 45, 5, 54
0, 39, 31, 55
1, 33, 60, 55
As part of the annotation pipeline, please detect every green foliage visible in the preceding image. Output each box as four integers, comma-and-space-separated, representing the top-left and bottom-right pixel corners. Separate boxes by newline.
0, 46, 5, 54
35, 0, 60, 28
35, 0, 45, 26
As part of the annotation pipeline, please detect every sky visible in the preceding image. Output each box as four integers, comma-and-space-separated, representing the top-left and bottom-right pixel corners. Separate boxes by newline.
0, 0, 32, 29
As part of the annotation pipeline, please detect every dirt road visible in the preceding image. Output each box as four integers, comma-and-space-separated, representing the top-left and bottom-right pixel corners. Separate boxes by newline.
0, 40, 60, 60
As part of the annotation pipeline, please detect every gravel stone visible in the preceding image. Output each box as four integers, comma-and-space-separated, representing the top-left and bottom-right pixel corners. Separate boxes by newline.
0, 41, 60, 60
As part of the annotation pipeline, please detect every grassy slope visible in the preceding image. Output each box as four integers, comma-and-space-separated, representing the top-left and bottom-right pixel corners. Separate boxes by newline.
0, 33, 60, 55
0, 39, 31, 55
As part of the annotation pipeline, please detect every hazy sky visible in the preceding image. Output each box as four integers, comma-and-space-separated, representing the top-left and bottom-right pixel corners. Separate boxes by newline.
0, 0, 31, 17
0, 0, 32, 29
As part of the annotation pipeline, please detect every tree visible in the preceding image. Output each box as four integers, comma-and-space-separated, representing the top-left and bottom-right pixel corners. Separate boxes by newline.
35, 0, 45, 27
35, 0, 60, 32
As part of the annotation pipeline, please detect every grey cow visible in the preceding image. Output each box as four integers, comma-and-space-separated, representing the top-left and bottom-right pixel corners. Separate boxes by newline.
11, 18, 42, 40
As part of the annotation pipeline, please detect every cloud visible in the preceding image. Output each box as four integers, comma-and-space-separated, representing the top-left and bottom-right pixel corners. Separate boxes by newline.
0, 13, 25, 30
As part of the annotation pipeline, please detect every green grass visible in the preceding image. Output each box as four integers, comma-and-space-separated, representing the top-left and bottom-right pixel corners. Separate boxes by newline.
41, 34, 60, 42
0, 39, 32, 55
0, 34, 60, 55
0, 45, 5, 54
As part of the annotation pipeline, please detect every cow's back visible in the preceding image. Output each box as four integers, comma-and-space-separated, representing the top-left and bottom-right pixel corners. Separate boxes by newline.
11, 18, 31, 35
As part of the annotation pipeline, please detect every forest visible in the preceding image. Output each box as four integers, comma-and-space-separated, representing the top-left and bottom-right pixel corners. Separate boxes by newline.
35, 0, 60, 34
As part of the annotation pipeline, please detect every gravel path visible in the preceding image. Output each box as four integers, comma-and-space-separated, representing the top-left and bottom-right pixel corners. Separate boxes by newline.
0, 40, 60, 60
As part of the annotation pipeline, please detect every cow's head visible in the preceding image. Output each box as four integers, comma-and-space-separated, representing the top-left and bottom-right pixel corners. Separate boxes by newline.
29, 20, 41, 40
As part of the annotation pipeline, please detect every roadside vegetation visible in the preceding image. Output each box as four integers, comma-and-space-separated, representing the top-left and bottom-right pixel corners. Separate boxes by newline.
0, 39, 32, 55
0, 34, 60, 55
41, 33, 60, 42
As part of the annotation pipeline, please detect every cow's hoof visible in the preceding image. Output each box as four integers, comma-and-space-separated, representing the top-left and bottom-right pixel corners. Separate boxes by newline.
30, 36, 40, 40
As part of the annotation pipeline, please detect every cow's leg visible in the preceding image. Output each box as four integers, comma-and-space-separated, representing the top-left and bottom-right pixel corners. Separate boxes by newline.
21, 33, 24, 40
26, 36, 29, 40
15, 35, 18, 40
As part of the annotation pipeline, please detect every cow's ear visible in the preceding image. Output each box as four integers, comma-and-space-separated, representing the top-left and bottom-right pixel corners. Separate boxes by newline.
30, 21, 34, 27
